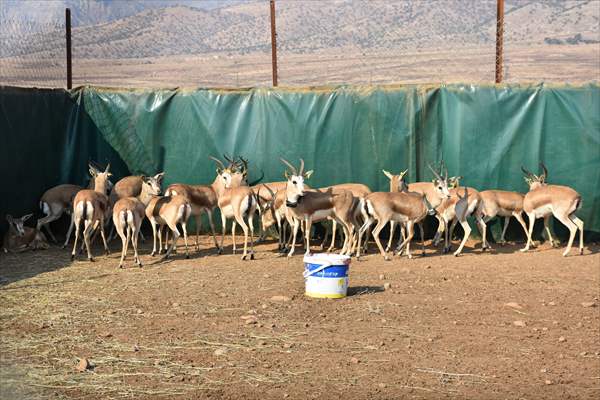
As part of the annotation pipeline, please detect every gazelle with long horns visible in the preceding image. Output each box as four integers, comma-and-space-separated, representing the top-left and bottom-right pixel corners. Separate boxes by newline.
71, 164, 112, 261
520, 164, 584, 256
280, 158, 357, 257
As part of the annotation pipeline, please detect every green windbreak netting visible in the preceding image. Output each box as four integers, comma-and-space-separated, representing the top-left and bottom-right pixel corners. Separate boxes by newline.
0, 86, 129, 234
1, 84, 599, 237
81, 84, 600, 234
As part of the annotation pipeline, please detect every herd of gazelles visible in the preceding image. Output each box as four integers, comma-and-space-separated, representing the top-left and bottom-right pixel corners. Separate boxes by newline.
3, 156, 585, 267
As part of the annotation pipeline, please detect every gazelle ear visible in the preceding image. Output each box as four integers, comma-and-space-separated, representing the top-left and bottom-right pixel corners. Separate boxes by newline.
382, 170, 393, 180
154, 172, 165, 182
401, 169, 408, 178
304, 170, 314, 179
21, 214, 33, 222
6, 214, 13, 222
284, 170, 290, 179
89, 166, 98, 177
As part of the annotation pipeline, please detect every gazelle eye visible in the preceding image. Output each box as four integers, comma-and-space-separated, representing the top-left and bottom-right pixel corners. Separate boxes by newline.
292, 180, 297, 185
438, 186, 442, 190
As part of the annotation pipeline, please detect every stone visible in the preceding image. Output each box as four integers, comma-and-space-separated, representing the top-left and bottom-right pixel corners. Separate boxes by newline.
350, 357, 359, 364
581, 302, 597, 308
513, 320, 527, 327
383, 283, 391, 290
379, 274, 385, 280
558, 336, 566, 342
270, 295, 291, 302
504, 302, 523, 309
214, 347, 228, 356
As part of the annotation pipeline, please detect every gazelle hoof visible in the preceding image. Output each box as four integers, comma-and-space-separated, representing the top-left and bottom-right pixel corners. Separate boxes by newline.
384, 256, 391, 261
70, 254, 75, 261
519, 248, 529, 252
217, 248, 223, 255
88, 257, 95, 262
579, 248, 584, 255
105, 250, 110, 256
250, 253, 255, 260
185, 254, 190, 259
118, 264, 124, 269
407, 254, 413, 259
453, 252, 460, 257
241, 254, 247, 260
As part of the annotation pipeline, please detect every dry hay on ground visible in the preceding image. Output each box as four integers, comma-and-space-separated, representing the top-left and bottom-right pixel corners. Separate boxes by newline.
0, 236, 599, 399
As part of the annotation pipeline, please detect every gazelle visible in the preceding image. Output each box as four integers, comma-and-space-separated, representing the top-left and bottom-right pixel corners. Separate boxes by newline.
253, 181, 289, 242
435, 185, 486, 256
321, 183, 371, 252
479, 190, 528, 244
145, 194, 192, 259
112, 198, 146, 268
37, 184, 83, 245
356, 190, 436, 260
215, 158, 258, 260
3, 214, 49, 253
165, 157, 249, 253
108, 173, 164, 241
280, 158, 356, 257
520, 164, 583, 256
71, 164, 112, 261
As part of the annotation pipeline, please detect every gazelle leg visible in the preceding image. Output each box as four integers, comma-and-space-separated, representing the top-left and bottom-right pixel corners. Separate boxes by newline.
543, 215, 557, 247
371, 220, 390, 261
132, 222, 142, 267
118, 225, 130, 268
164, 228, 170, 253
396, 221, 415, 259
83, 220, 97, 261
478, 215, 490, 251
521, 213, 536, 252
570, 216, 584, 255
37, 212, 61, 243
445, 218, 458, 253
99, 218, 110, 255
162, 221, 181, 260
418, 223, 425, 255
219, 212, 227, 254
385, 221, 396, 252
327, 220, 337, 252
433, 215, 445, 246
513, 212, 528, 244
500, 216, 510, 244
553, 212, 578, 257
150, 220, 158, 256
63, 214, 75, 249
304, 216, 313, 255
158, 225, 164, 255
206, 209, 220, 252
231, 221, 237, 254
181, 222, 190, 259
71, 216, 81, 260
356, 217, 373, 259
453, 219, 472, 257
248, 213, 255, 260
195, 214, 201, 251
288, 218, 300, 257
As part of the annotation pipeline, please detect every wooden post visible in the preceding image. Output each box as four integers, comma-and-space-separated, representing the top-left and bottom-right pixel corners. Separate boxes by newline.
495, 0, 504, 84
270, 0, 278, 87
66, 8, 72, 89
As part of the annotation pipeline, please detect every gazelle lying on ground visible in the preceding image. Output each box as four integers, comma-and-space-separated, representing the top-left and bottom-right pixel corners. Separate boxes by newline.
145, 194, 192, 259
165, 157, 249, 254
356, 189, 436, 260
3, 214, 49, 253
71, 164, 112, 261
521, 164, 584, 256
281, 158, 357, 257
111, 176, 162, 267
108, 172, 164, 241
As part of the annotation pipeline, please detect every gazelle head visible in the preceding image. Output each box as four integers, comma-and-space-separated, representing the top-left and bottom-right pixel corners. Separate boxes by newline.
89, 163, 112, 195
257, 185, 278, 230
280, 158, 313, 207
448, 176, 463, 189
521, 163, 548, 191
382, 169, 408, 192
142, 172, 164, 196
6, 214, 32, 237
210, 156, 243, 189
428, 162, 451, 200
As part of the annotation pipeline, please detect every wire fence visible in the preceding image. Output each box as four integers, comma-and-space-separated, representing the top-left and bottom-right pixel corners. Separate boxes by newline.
0, 0, 598, 89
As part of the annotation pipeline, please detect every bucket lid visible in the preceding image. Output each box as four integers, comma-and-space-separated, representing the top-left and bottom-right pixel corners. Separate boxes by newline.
303, 253, 351, 265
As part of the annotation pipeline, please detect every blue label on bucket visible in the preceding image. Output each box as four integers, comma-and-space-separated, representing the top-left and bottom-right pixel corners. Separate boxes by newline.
304, 263, 349, 278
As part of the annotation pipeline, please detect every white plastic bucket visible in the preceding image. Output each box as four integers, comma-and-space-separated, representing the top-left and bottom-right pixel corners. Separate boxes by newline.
303, 254, 350, 299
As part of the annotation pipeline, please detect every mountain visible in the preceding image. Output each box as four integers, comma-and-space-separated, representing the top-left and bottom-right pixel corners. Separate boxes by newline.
1, 0, 598, 59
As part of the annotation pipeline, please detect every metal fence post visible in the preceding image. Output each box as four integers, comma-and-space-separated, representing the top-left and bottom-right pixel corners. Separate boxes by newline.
270, 0, 278, 87
66, 8, 72, 89
495, 0, 504, 84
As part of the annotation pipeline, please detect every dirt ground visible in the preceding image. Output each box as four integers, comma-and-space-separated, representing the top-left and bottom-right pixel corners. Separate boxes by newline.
0, 234, 599, 400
